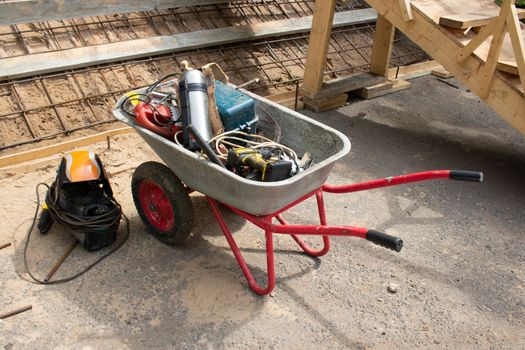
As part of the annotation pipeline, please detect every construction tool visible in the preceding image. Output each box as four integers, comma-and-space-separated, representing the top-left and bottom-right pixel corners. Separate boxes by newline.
227, 147, 293, 182
134, 101, 180, 140
37, 150, 119, 251
24, 150, 130, 284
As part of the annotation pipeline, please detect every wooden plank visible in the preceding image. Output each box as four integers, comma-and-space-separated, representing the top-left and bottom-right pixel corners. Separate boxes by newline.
431, 68, 454, 78
506, 3, 525, 95
0, 0, 233, 25
0, 9, 377, 81
439, 8, 525, 29
355, 79, 412, 99
497, 60, 520, 75
266, 91, 304, 110
0, 127, 134, 168
370, 14, 396, 77
387, 60, 443, 80
303, 94, 347, 112
302, 72, 387, 99
414, 0, 524, 78
301, 0, 338, 96
398, 0, 414, 21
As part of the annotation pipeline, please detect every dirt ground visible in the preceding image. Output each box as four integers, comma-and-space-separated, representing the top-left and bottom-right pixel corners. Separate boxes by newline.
0, 75, 524, 349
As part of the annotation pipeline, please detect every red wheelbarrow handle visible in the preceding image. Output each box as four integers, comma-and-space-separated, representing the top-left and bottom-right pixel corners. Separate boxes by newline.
206, 169, 483, 295
226, 204, 404, 252
322, 170, 483, 194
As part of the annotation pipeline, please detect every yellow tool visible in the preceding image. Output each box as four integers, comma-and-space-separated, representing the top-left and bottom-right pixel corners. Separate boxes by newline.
227, 147, 293, 182
228, 148, 269, 180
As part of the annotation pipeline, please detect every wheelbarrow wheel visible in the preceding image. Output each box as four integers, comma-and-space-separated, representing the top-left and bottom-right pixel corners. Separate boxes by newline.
132, 161, 194, 245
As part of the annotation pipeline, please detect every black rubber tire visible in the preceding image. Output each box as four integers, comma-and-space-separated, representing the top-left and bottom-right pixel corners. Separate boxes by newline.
131, 161, 194, 245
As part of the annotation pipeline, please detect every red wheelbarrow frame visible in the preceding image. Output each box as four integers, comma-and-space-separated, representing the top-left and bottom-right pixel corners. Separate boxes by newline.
205, 170, 482, 295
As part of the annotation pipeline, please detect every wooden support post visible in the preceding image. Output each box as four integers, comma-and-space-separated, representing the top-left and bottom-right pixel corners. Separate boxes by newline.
398, 0, 414, 21
506, 3, 525, 96
301, 0, 337, 96
479, 0, 513, 97
370, 15, 396, 77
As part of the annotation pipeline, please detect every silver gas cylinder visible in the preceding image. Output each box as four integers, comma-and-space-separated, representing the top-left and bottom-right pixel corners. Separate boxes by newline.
179, 69, 213, 150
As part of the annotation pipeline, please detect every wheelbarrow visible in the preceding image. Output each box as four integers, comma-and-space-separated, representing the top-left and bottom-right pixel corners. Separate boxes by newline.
113, 86, 483, 295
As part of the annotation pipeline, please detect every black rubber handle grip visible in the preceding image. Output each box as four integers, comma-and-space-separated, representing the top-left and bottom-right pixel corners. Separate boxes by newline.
366, 230, 403, 252
185, 124, 225, 169
449, 170, 483, 182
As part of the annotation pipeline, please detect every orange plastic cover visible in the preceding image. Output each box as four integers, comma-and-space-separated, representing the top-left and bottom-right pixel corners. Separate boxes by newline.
64, 150, 101, 182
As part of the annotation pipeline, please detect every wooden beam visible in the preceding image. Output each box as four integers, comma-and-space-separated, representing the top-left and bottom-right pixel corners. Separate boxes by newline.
302, 72, 387, 99
0, 127, 134, 168
356, 79, 410, 99
0, 9, 377, 81
303, 94, 348, 113
439, 8, 525, 29
431, 68, 454, 79
479, 0, 513, 98
387, 60, 443, 80
0, 0, 233, 25
506, 3, 525, 96
266, 91, 304, 111
370, 15, 396, 77
456, 21, 497, 63
398, 0, 414, 21
301, 0, 338, 96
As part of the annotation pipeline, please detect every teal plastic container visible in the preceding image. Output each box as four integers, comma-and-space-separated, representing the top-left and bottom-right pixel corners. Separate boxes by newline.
214, 80, 258, 132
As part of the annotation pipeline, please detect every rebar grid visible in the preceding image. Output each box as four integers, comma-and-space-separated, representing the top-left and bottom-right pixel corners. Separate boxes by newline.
0, 0, 428, 152
0, 22, 426, 152
0, 0, 368, 59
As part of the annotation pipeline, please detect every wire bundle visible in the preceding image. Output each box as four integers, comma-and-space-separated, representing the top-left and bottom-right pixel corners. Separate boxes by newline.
208, 130, 298, 163
23, 183, 129, 285
46, 182, 122, 236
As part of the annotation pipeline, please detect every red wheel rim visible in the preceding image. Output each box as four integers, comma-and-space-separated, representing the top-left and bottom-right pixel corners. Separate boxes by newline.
138, 180, 175, 232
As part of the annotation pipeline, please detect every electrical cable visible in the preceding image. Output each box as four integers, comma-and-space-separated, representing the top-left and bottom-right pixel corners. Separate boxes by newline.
208, 131, 298, 162
146, 73, 179, 93
121, 93, 181, 126
23, 183, 130, 285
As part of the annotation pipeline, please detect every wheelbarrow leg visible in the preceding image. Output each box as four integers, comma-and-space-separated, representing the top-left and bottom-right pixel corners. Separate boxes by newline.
207, 198, 275, 295
276, 191, 330, 257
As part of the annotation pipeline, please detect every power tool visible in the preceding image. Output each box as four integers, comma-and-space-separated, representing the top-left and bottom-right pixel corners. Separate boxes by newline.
37, 150, 121, 251
226, 147, 293, 182
134, 100, 181, 140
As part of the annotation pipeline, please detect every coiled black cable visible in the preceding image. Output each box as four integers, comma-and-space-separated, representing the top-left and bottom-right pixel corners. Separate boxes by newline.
24, 183, 130, 284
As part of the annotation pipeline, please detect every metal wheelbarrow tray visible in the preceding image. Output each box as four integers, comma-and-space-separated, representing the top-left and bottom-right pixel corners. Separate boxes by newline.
113, 86, 483, 295
114, 88, 350, 216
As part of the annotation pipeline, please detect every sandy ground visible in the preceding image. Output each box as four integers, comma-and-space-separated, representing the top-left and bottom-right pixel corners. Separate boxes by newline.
0, 75, 524, 349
